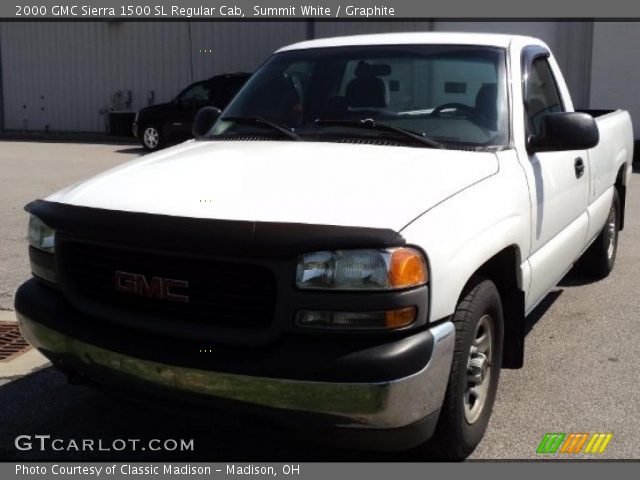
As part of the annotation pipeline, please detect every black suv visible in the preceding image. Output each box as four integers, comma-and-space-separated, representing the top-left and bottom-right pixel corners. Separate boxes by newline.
133, 72, 250, 151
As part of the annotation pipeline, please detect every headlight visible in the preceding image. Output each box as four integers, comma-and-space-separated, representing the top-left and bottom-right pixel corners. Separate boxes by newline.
28, 215, 55, 253
295, 247, 428, 290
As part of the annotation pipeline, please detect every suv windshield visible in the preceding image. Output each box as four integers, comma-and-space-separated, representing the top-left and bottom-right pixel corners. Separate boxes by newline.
210, 45, 509, 149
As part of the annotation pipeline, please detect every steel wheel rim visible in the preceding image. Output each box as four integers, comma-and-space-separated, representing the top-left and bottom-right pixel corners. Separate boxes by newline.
464, 314, 494, 424
143, 127, 159, 148
606, 203, 617, 260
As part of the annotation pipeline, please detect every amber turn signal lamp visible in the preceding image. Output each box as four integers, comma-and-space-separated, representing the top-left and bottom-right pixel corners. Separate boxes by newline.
385, 306, 418, 328
388, 248, 429, 288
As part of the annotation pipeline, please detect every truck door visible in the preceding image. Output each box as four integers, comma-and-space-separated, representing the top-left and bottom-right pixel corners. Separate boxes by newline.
523, 48, 590, 310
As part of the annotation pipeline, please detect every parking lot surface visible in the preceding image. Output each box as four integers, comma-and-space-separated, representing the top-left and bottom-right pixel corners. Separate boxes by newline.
0, 141, 639, 460
0, 141, 141, 312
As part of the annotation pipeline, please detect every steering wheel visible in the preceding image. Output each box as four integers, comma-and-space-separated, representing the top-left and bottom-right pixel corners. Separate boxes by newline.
430, 102, 493, 130
430, 102, 479, 118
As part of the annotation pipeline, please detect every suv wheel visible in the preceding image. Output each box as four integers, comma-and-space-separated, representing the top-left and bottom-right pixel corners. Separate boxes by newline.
141, 125, 164, 151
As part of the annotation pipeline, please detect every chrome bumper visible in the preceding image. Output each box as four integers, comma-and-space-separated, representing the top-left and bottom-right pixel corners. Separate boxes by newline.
18, 314, 454, 430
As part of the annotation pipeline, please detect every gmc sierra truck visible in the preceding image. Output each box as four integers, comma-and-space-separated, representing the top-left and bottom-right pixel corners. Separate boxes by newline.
16, 33, 633, 459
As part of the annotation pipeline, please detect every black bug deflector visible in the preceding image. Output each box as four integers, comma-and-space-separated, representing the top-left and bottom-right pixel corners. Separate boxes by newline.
25, 200, 406, 258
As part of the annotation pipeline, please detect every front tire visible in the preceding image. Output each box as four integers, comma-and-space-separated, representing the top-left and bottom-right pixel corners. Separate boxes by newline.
419, 277, 504, 460
141, 124, 164, 151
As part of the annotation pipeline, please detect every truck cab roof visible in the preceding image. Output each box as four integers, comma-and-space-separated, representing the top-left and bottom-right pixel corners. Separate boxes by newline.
277, 32, 542, 52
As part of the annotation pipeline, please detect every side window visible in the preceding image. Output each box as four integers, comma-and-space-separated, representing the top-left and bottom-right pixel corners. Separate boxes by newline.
178, 83, 210, 104
226, 78, 245, 96
206, 80, 226, 108
524, 57, 564, 135
220, 78, 248, 108
209, 79, 244, 109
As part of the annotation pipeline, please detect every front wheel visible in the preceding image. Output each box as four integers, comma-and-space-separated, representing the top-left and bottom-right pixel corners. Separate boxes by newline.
141, 124, 164, 151
417, 277, 503, 460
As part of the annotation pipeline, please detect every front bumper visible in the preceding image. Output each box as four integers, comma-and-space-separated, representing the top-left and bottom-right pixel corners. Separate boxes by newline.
16, 280, 455, 450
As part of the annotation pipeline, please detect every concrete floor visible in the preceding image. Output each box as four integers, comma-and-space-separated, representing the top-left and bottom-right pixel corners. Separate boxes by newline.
0, 141, 141, 311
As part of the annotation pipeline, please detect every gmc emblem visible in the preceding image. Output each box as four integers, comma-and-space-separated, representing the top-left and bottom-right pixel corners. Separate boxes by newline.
114, 271, 189, 303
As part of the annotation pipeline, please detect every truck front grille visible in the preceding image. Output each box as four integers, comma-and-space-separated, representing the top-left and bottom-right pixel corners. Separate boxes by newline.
59, 240, 277, 328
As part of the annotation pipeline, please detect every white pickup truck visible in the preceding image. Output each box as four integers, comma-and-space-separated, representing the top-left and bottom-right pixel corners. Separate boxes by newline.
16, 33, 633, 459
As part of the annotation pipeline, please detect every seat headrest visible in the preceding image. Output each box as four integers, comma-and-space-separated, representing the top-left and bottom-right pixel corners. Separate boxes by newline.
346, 62, 389, 109
475, 83, 498, 130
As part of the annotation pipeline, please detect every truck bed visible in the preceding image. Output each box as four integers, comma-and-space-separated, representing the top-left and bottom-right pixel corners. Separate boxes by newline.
583, 108, 634, 209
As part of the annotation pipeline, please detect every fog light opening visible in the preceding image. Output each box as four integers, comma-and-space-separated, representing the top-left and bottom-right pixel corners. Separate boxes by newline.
296, 306, 417, 330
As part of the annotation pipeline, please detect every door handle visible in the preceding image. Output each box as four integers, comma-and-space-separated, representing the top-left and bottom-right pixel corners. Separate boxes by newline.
574, 157, 585, 178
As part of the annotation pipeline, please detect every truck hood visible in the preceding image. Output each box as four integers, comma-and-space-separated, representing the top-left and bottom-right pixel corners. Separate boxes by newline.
46, 140, 499, 231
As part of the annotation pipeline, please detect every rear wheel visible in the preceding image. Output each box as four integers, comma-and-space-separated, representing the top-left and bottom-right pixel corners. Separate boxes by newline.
141, 124, 164, 151
581, 189, 620, 279
416, 277, 503, 460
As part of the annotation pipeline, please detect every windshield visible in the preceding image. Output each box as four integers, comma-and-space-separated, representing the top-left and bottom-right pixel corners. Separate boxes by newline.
210, 45, 509, 148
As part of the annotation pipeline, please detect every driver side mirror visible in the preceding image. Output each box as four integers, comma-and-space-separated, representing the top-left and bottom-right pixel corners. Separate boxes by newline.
527, 112, 599, 153
192, 106, 221, 137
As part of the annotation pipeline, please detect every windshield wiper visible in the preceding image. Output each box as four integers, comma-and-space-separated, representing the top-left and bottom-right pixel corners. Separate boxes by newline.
221, 116, 302, 141
314, 118, 443, 149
